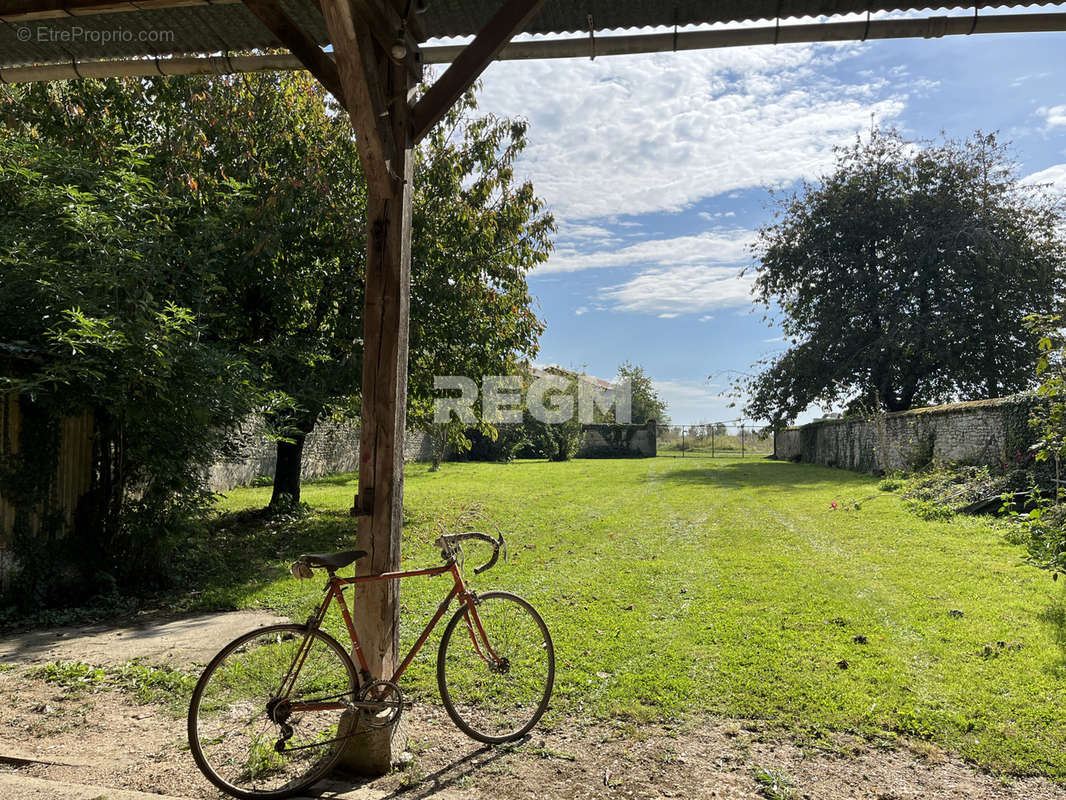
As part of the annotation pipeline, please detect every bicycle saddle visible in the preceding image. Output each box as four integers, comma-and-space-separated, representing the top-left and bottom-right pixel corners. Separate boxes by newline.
297, 549, 368, 570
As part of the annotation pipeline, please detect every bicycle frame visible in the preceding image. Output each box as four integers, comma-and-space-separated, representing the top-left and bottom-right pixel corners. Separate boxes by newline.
277, 558, 502, 714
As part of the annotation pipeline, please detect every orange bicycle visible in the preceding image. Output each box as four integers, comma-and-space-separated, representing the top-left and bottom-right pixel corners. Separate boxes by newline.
187, 531, 555, 799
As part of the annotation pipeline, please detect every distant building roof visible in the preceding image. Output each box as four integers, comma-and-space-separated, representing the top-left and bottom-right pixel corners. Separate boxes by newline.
532, 365, 616, 391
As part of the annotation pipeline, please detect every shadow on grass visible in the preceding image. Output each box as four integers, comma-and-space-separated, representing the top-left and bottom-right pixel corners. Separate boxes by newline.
1, 506, 358, 633
306, 473, 359, 486
1038, 590, 1066, 678
652, 458, 873, 490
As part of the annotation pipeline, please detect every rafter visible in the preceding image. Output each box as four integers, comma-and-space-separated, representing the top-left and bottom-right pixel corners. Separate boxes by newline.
241, 0, 344, 105
411, 0, 543, 143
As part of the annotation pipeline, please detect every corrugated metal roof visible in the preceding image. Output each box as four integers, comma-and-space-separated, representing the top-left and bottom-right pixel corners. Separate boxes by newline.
422, 1, 1052, 36
0, 1, 1056, 70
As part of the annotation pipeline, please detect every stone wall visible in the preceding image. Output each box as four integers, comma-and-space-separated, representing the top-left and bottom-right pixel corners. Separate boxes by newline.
579, 421, 657, 458
773, 395, 1036, 473
207, 419, 435, 493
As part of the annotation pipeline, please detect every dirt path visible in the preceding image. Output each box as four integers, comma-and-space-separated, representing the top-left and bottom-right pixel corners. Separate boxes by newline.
0, 610, 288, 667
2, 614, 1065, 800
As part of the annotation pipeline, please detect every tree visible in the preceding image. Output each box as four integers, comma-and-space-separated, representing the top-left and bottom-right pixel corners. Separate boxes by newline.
615, 362, 668, 425
523, 371, 584, 462
740, 128, 1066, 425
3, 76, 552, 505
0, 132, 259, 601
407, 88, 554, 444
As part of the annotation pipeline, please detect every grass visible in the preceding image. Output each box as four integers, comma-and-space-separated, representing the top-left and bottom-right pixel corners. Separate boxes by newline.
30, 658, 197, 715
99, 456, 1066, 779
752, 765, 795, 800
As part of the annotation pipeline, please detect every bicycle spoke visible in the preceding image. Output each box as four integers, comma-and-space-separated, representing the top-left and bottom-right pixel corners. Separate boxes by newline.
438, 592, 554, 743
189, 625, 355, 798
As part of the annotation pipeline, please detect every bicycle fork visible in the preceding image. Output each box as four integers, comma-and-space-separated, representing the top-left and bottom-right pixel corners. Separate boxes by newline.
459, 593, 510, 674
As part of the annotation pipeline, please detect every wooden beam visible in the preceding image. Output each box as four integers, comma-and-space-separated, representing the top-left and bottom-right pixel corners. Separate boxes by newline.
387, 0, 425, 43
411, 0, 543, 143
241, 0, 344, 106
320, 0, 396, 194
344, 0, 424, 81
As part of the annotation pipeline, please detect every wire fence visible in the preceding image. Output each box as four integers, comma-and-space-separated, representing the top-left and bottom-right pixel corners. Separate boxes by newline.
658, 421, 773, 458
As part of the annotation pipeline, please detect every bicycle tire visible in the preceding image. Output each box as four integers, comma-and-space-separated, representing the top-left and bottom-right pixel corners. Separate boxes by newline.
188, 623, 357, 799
437, 591, 555, 744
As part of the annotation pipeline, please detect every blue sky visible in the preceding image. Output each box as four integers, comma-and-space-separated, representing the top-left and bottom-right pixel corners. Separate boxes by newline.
459, 16, 1066, 425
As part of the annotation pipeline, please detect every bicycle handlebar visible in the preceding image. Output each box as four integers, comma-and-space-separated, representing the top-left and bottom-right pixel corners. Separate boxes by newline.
435, 531, 504, 574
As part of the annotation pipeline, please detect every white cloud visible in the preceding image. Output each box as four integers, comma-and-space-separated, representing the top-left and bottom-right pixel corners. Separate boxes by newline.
654, 379, 720, 402
543, 228, 755, 274
599, 264, 755, 315
474, 43, 908, 220
559, 223, 616, 240
652, 378, 739, 424
1021, 163, 1066, 197
1037, 105, 1066, 130
574, 306, 589, 316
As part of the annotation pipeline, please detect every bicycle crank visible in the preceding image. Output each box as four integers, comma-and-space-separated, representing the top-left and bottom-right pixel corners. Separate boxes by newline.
355, 680, 404, 728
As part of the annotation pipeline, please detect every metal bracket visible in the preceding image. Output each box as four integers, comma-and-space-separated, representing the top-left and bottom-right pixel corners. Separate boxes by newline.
350, 486, 375, 516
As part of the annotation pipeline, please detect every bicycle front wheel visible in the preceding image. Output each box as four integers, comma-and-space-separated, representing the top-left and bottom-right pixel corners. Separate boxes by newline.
437, 591, 555, 743
188, 624, 357, 799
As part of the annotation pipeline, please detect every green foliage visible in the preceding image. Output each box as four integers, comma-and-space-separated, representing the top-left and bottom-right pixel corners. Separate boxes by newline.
740, 127, 1066, 424
877, 476, 905, 492
1004, 317, 1066, 576
899, 465, 1030, 520
408, 88, 553, 429
461, 424, 529, 463
1026, 314, 1066, 470
1014, 503, 1066, 575
0, 75, 552, 592
30, 660, 107, 690
3, 75, 552, 508
0, 129, 261, 602
615, 361, 668, 425
522, 371, 584, 461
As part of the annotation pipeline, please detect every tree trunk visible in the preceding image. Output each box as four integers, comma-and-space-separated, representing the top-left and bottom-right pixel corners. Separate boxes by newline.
270, 416, 316, 507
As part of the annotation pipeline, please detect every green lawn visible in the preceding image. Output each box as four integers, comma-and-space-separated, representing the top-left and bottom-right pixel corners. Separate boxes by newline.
207, 456, 1066, 779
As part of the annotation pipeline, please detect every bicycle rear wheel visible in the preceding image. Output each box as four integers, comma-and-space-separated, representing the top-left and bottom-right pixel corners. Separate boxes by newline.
188, 624, 357, 799
437, 591, 554, 743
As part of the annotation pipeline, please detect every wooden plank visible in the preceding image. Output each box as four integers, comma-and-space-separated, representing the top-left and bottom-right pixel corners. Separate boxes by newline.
241, 0, 345, 106
411, 0, 543, 143
320, 0, 396, 194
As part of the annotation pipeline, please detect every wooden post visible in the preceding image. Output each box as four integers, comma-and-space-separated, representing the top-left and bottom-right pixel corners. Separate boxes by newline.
343, 57, 414, 775
315, 0, 542, 776
319, 0, 414, 773
352, 58, 414, 688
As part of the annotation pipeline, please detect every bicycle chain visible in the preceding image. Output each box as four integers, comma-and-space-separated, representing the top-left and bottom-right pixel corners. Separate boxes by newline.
271, 690, 408, 754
